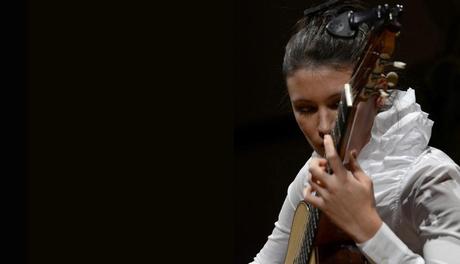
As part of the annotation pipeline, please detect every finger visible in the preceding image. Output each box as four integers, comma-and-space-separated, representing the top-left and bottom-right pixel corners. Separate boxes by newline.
309, 178, 329, 199
318, 159, 328, 169
303, 186, 324, 209
324, 134, 346, 177
309, 162, 332, 188
310, 158, 328, 169
349, 149, 368, 182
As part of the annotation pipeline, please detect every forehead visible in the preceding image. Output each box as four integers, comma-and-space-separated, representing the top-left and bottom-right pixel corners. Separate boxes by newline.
286, 67, 352, 102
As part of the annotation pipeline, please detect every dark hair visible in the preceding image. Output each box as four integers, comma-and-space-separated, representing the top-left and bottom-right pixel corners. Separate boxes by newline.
282, 0, 370, 77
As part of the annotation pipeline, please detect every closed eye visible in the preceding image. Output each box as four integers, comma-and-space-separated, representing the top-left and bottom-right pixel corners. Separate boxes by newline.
328, 100, 341, 110
295, 105, 317, 114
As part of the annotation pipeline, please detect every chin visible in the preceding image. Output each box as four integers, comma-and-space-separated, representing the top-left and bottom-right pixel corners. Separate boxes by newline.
314, 146, 325, 157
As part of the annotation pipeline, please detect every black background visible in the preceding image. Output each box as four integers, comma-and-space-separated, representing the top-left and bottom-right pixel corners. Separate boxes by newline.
6, 0, 460, 263
235, 0, 460, 263
8, 0, 234, 263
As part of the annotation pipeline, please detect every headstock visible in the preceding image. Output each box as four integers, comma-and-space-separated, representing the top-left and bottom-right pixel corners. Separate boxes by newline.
326, 3, 406, 162
326, 4, 403, 38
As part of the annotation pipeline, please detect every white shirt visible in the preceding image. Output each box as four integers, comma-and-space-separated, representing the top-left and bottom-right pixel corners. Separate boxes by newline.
251, 89, 460, 263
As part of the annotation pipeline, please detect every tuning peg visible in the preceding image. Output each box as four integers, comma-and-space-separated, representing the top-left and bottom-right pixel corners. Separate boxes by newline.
381, 60, 406, 70
379, 55, 406, 70
379, 89, 389, 98
385, 71, 399, 87
392, 61, 406, 69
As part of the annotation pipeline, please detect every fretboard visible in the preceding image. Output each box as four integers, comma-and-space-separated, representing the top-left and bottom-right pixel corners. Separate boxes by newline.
294, 204, 319, 264
331, 83, 354, 150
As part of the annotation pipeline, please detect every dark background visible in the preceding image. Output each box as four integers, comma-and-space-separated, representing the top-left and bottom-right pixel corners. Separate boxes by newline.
8, 0, 235, 263
235, 0, 460, 263
6, 0, 460, 263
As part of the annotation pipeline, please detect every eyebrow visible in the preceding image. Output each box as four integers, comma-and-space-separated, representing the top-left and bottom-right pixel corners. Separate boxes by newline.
292, 92, 342, 104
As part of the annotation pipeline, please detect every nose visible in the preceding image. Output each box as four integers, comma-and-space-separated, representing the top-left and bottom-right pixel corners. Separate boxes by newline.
318, 108, 334, 139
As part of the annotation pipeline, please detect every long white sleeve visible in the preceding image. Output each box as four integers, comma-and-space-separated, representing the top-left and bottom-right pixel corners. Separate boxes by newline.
357, 222, 460, 264
357, 162, 460, 264
357, 223, 424, 263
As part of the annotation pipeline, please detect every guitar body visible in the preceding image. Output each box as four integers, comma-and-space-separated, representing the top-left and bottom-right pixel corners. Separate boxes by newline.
284, 202, 369, 264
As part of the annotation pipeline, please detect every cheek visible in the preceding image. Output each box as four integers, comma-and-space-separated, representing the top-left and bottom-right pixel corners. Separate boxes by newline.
294, 115, 315, 139
329, 109, 339, 124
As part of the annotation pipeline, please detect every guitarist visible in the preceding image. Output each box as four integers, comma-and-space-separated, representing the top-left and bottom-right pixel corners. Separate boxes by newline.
251, 0, 460, 263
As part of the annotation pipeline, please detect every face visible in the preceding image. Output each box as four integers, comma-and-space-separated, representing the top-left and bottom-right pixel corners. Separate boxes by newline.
287, 67, 352, 157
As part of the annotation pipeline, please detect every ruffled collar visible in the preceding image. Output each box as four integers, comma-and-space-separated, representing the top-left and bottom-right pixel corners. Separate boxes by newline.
355, 88, 433, 225
358, 88, 433, 176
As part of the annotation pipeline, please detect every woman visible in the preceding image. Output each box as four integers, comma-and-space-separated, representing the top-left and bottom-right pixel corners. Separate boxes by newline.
251, 1, 460, 263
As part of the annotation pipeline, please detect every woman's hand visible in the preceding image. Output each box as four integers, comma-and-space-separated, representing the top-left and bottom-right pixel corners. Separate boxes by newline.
304, 134, 382, 243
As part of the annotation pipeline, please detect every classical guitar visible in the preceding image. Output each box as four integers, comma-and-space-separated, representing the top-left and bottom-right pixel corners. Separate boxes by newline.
284, 4, 405, 264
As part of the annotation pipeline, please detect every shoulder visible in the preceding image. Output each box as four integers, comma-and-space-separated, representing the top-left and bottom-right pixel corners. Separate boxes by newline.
399, 148, 460, 244
417, 148, 459, 180
403, 147, 460, 193
400, 147, 460, 214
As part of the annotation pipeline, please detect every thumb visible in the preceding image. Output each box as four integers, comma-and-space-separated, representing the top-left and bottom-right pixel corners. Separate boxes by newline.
349, 150, 367, 182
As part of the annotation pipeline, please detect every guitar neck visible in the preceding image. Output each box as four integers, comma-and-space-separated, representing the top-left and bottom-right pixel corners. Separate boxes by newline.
331, 84, 354, 158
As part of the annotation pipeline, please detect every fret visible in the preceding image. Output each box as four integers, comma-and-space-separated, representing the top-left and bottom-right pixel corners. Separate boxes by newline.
299, 232, 308, 264
305, 219, 312, 255
340, 101, 347, 123
312, 209, 317, 229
